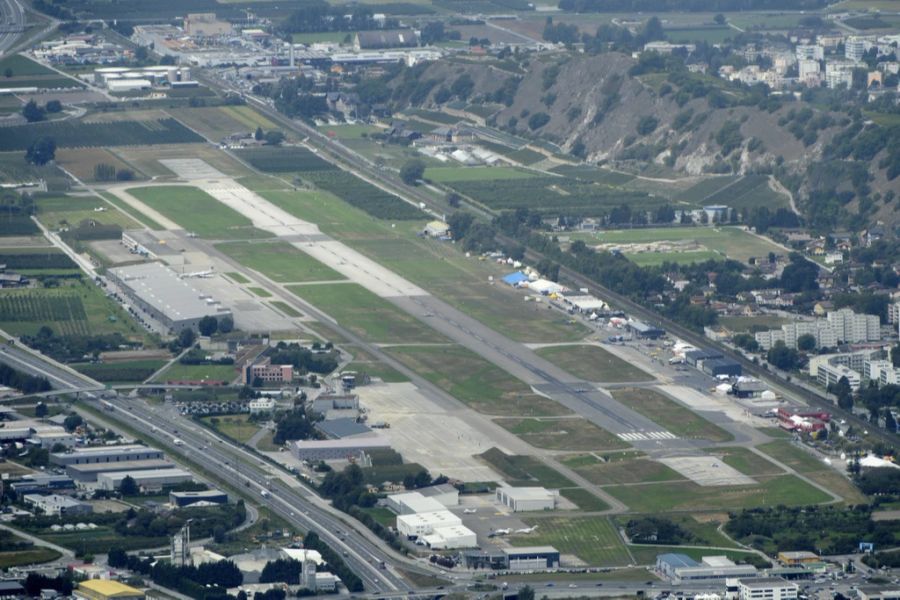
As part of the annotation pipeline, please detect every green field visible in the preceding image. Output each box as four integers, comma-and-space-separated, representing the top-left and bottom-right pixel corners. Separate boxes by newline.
628, 250, 722, 266
569, 226, 784, 265
425, 166, 537, 182
155, 362, 237, 383
612, 388, 733, 442
0, 546, 61, 568
478, 447, 574, 488
710, 447, 784, 477
248, 286, 272, 297
757, 440, 867, 504
216, 240, 344, 283
495, 417, 628, 451
72, 359, 167, 383
316, 123, 381, 139
535, 344, 653, 383
387, 345, 570, 417
559, 487, 610, 512
509, 517, 631, 567
562, 454, 683, 485
35, 194, 142, 230
606, 475, 832, 512
202, 414, 263, 444
288, 283, 439, 344
128, 186, 272, 240
616, 513, 742, 549
0, 54, 81, 89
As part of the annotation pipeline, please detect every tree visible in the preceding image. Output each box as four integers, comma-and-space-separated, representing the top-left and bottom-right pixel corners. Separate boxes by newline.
829, 376, 854, 410
892, 343, 900, 368
35, 402, 48, 418
767, 341, 800, 371
447, 192, 461, 208
25, 136, 56, 165
94, 163, 117, 181
45, 99, 62, 113
714, 13, 726, 25
178, 328, 196, 349
254, 127, 264, 141
636, 115, 658, 135
3, 67, 11, 78
198, 316, 218, 337
797, 333, 816, 352
400, 159, 425, 185
22, 99, 45, 122
119, 475, 139, 496
63, 413, 83, 432
264, 130, 285, 145
219, 315, 234, 334
519, 586, 535, 600
528, 112, 550, 130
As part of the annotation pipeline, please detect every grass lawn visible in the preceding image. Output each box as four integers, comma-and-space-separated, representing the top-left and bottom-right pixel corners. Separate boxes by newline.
628, 250, 722, 267
97, 191, 164, 230
0, 546, 61, 568
559, 488, 610, 512
359, 506, 396, 527
226, 271, 251, 284
0, 54, 80, 89
268, 300, 302, 318
72, 359, 167, 383
128, 185, 272, 240
386, 345, 570, 417
612, 388, 733, 442
217, 240, 344, 283
155, 362, 237, 383
202, 414, 262, 444
709, 447, 784, 477
570, 226, 785, 265
562, 454, 683, 485
606, 475, 832, 512
757, 440, 867, 504
288, 283, 440, 344
248, 286, 272, 297
479, 447, 574, 488
535, 345, 653, 383
425, 166, 537, 182
509, 516, 631, 567
35, 194, 142, 230
616, 513, 740, 548
494, 417, 628, 452
344, 360, 409, 383
316, 123, 380, 139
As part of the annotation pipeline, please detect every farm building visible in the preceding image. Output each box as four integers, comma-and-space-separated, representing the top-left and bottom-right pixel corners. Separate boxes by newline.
496, 486, 556, 512
107, 262, 231, 334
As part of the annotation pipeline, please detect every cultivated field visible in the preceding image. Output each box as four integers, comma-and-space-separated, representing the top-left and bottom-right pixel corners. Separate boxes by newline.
127, 185, 272, 239
612, 388, 733, 442
73, 359, 167, 383
494, 417, 628, 451
55, 148, 144, 183
216, 240, 345, 283
0, 54, 81, 90
425, 166, 537, 182
535, 344, 653, 383
0, 118, 202, 151
386, 344, 570, 416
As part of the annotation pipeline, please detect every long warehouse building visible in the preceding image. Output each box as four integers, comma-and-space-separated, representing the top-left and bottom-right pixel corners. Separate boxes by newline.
67, 459, 175, 483
107, 262, 231, 333
51, 444, 165, 467
97, 468, 193, 491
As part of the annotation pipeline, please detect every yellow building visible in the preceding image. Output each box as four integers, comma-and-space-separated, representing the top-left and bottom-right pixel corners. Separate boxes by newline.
777, 551, 820, 566
74, 580, 144, 600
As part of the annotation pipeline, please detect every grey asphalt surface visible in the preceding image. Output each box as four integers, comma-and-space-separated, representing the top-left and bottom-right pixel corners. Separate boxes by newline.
0, 0, 25, 56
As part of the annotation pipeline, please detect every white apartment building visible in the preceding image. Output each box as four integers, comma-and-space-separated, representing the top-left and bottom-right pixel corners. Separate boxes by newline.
756, 309, 881, 350
796, 44, 824, 61
845, 37, 869, 62
826, 61, 855, 89
827, 308, 881, 343
799, 59, 820, 80
816, 363, 862, 391
866, 360, 900, 386
739, 577, 800, 600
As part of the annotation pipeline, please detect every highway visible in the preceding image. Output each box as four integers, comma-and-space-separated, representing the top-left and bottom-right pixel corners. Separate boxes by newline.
0, 0, 25, 56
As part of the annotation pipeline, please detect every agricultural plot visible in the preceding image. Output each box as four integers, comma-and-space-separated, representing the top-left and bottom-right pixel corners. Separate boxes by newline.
0, 215, 39, 236
494, 417, 628, 452
288, 283, 439, 344
0, 95, 22, 115
478, 447, 574, 488
128, 186, 272, 240
72, 359, 167, 383
562, 454, 683, 485
220, 106, 276, 131
550, 164, 635, 185
216, 240, 344, 283
0, 151, 70, 192
235, 146, 336, 173
316, 123, 381, 139
386, 345, 570, 417
168, 107, 258, 141
612, 388, 733, 442
35, 194, 142, 230
0, 118, 203, 151
509, 517, 631, 567
425, 166, 537, 182
0, 54, 81, 90
0, 248, 76, 271
702, 174, 789, 210
300, 170, 424, 220
535, 344, 653, 383
54, 148, 144, 183
506, 147, 546, 165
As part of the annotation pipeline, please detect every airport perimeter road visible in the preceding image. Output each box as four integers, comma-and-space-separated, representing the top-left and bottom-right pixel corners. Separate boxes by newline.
88, 395, 437, 594
0, 0, 25, 56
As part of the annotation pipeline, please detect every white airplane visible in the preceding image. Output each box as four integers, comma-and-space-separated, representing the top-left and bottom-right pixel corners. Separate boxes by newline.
463, 508, 477, 514
515, 525, 539, 534
491, 528, 511, 536
180, 269, 215, 279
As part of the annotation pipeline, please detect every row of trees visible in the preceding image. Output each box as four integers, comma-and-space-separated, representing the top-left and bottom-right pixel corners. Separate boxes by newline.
22, 99, 62, 123
0, 362, 51, 394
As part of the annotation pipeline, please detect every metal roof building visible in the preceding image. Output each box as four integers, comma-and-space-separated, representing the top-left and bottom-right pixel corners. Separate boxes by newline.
106, 261, 231, 333
67, 459, 174, 482
51, 444, 164, 466
96, 468, 193, 491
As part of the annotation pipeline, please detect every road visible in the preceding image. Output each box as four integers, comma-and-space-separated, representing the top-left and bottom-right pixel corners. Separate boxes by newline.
0, 0, 25, 56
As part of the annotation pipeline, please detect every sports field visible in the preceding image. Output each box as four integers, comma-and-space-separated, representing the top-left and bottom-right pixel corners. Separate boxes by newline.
425, 166, 537, 182
494, 417, 628, 451
288, 283, 440, 344
509, 516, 631, 567
568, 226, 784, 265
216, 240, 345, 283
535, 344, 653, 383
612, 388, 733, 442
386, 344, 570, 416
128, 186, 272, 239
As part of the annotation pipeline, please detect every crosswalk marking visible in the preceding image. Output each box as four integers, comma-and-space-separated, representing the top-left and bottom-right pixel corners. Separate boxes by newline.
617, 430, 677, 441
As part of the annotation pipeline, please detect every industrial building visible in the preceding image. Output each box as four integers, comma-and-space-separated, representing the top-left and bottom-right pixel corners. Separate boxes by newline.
354, 30, 419, 50
241, 357, 293, 385
496, 486, 557, 512
23, 493, 92, 516
291, 436, 391, 461
107, 262, 231, 334
67, 459, 174, 483
656, 554, 757, 583
386, 491, 446, 515
75, 580, 144, 600
9, 473, 74, 494
777, 551, 820, 566
184, 13, 232, 36
96, 468, 193, 491
29, 430, 77, 449
504, 546, 561, 571
858, 587, 900, 600
627, 320, 666, 339
170, 489, 228, 508
417, 483, 459, 506
422, 525, 477, 549
51, 444, 164, 466
739, 577, 799, 600
315, 418, 372, 439
93, 65, 192, 91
